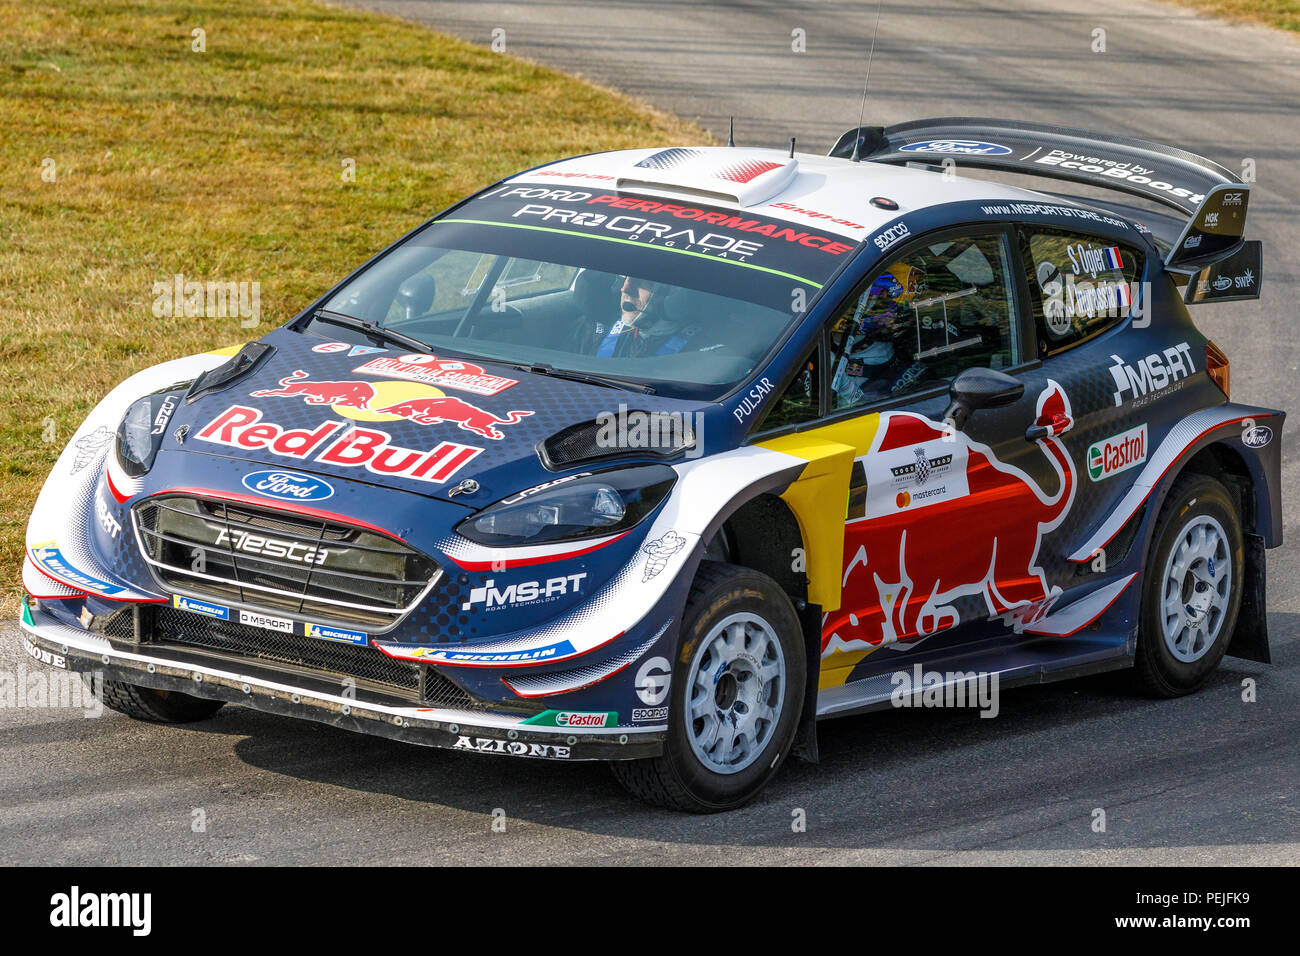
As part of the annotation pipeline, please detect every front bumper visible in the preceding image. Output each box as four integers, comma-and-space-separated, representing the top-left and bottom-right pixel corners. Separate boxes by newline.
18, 602, 664, 761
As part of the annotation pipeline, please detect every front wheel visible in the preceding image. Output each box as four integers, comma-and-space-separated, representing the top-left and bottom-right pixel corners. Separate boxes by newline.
1134, 473, 1244, 697
91, 677, 227, 723
610, 561, 806, 812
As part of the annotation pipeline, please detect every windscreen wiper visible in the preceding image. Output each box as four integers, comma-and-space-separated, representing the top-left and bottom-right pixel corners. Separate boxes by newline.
507, 362, 657, 394
311, 309, 432, 354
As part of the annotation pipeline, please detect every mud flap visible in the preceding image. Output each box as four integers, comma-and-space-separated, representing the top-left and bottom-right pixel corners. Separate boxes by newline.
1227, 533, 1270, 663
792, 601, 821, 764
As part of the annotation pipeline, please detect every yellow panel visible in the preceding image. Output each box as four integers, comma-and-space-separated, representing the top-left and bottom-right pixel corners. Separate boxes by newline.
756, 413, 878, 613
204, 344, 244, 357
818, 646, 880, 689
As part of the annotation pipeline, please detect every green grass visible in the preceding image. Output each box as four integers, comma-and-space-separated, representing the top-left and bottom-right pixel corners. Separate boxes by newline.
1183, 0, 1300, 32
0, 0, 708, 611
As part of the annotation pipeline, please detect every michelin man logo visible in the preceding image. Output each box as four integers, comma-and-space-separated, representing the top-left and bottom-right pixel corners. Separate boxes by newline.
71, 426, 113, 474
641, 531, 686, 581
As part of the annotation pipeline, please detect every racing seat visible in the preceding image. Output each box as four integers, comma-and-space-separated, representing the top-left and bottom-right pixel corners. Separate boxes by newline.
566, 269, 620, 353
396, 272, 437, 321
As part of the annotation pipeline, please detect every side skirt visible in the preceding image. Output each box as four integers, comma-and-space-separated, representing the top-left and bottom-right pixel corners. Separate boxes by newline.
816, 632, 1135, 721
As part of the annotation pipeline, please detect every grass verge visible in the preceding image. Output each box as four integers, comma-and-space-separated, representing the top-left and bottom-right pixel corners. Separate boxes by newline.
0, 0, 707, 612
1180, 0, 1300, 32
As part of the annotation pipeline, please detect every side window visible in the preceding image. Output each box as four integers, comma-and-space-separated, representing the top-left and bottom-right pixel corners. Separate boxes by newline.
1020, 228, 1143, 354
828, 232, 1019, 412
757, 348, 819, 431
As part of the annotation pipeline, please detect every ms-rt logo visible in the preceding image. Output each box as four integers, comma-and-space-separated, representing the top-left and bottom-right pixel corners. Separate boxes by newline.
50, 886, 151, 936
462, 573, 587, 611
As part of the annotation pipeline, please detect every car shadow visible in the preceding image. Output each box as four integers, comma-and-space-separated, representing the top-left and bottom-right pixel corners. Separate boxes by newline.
212, 613, 1298, 851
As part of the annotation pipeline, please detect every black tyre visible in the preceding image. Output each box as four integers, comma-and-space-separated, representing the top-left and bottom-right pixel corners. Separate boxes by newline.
90, 677, 226, 723
610, 561, 806, 812
1134, 473, 1244, 698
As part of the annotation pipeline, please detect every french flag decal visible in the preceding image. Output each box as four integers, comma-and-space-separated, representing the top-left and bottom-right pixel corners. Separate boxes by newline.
1102, 246, 1123, 269
1115, 281, 1133, 308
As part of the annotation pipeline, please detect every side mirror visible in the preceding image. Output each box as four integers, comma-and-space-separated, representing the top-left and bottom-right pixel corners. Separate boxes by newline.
943, 367, 1024, 432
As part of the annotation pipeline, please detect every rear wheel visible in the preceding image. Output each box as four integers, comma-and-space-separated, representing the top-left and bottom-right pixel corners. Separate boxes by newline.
90, 677, 226, 723
610, 561, 805, 812
1134, 473, 1243, 697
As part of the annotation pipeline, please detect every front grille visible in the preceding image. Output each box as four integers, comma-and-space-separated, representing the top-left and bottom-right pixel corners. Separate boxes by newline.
422, 669, 478, 710
150, 606, 421, 694
132, 494, 441, 630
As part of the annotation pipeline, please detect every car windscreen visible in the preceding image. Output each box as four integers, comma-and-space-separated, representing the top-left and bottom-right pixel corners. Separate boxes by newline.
308, 182, 858, 399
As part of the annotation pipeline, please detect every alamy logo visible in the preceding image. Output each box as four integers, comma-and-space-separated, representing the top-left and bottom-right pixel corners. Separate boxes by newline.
50, 886, 151, 936
152, 273, 260, 328
890, 664, 999, 718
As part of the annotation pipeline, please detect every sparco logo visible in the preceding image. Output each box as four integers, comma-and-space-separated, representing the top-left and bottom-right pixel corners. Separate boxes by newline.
873, 221, 910, 252
461, 573, 586, 611
214, 528, 329, 565
453, 736, 571, 759
1108, 343, 1194, 406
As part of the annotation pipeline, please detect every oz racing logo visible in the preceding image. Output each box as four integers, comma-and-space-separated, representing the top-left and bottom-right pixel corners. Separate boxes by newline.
634, 656, 671, 706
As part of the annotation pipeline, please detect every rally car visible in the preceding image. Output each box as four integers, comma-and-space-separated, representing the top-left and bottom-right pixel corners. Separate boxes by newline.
20, 118, 1282, 811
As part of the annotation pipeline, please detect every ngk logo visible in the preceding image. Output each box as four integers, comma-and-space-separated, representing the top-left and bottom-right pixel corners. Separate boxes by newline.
196, 405, 482, 484
1108, 343, 1194, 407
214, 528, 329, 565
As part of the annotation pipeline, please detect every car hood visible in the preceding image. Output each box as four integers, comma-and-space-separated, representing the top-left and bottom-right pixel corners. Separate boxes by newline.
163, 328, 708, 504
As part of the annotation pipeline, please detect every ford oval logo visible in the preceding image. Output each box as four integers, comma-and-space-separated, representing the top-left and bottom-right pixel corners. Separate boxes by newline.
241, 469, 335, 502
1242, 424, 1273, 448
899, 139, 1014, 156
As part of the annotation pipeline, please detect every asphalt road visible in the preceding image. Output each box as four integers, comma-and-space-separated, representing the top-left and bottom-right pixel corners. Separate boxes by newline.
4, 0, 1298, 864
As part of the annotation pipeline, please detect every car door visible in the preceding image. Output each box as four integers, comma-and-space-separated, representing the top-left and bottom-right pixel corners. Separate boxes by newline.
1013, 224, 1148, 572
814, 225, 1068, 685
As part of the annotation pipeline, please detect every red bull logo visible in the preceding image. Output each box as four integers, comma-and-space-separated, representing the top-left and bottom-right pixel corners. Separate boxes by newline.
252, 370, 375, 409
195, 405, 482, 484
374, 396, 531, 440
823, 381, 1076, 655
249, 370, 532, 440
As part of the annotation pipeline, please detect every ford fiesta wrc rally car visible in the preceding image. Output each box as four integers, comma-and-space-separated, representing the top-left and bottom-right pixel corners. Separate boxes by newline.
20, 118, 1283, 811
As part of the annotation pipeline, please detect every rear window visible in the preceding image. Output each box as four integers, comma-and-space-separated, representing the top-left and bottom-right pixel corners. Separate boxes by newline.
1020, 228, 1143, 354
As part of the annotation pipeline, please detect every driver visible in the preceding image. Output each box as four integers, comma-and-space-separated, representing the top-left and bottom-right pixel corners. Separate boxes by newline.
596, 276, 701, 358
832, 262, 931, 405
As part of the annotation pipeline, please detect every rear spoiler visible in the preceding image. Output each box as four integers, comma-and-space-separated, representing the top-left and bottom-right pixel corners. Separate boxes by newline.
829, 118, 1252, 275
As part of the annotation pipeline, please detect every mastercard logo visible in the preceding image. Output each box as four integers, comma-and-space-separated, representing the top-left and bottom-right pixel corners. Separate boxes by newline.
896, 491, 911, 509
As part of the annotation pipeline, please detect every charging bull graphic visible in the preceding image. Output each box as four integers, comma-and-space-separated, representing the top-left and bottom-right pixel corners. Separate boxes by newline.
823, 380, 1077, 656
248, 370, 531, 439
374, 397, 532, 440
251, 370, 375, 409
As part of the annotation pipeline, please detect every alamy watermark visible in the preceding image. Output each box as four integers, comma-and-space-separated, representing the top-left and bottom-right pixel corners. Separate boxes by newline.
890, 664, 999, 718
152, 273, 260, 327
595, 404, 704, 459
3, 655, 103, 718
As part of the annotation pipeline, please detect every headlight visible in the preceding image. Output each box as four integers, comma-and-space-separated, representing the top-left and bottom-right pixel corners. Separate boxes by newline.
456, 465, 677, 546
115, 388, 185, 476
